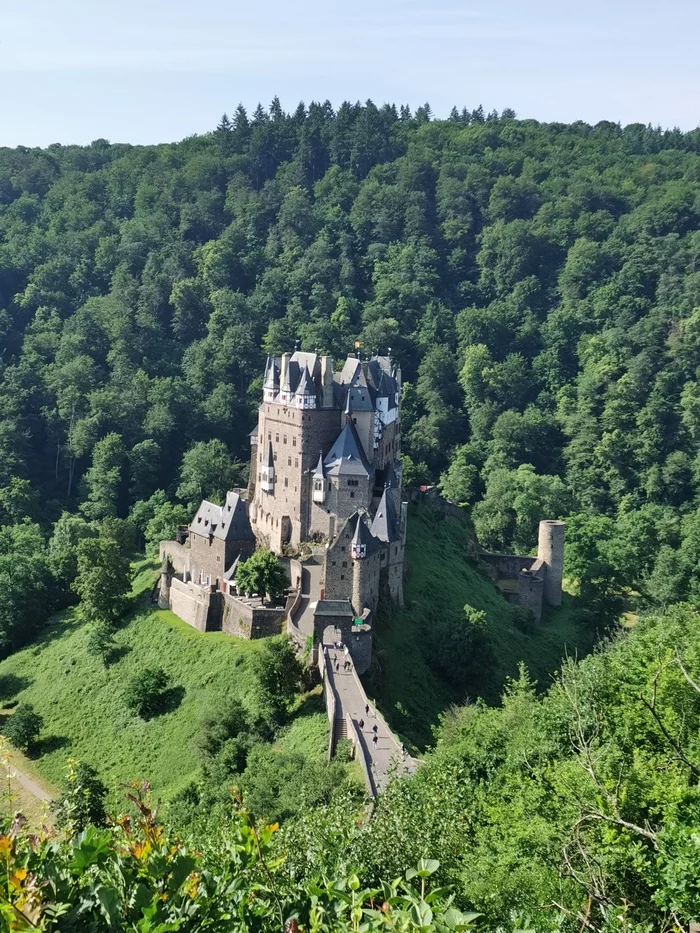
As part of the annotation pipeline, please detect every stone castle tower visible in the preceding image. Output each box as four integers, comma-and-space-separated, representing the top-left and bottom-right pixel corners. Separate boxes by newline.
249, 351, 407, 622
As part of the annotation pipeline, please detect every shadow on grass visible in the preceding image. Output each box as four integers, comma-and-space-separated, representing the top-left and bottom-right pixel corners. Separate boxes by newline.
293, 691, 326, 719
144, 685, 185, 720
0, 674, 31, 704
106, 644, 131, 666
30, 734, 71, 758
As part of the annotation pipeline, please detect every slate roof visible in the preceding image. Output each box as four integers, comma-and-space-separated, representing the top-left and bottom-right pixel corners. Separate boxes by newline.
313, 451, 325, 478
294, 364, 316, 398
323, 419, 372, 477
370, 488, 401, 543
191, 491, 254, 542
349, 512, 382, 556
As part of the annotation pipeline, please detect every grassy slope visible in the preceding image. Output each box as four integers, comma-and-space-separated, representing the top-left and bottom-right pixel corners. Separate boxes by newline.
0, 561, 330, 805
371, 504, 593, 750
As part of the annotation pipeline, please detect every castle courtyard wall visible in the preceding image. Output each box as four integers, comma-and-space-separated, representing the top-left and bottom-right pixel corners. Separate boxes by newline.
169, 577, 213, 632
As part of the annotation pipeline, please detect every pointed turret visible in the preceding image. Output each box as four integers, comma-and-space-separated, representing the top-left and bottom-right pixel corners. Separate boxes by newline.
263, 356, 279, 402
344, 390, 352, 420
294, 364, 317, 409
351, 514, 370, 560
312, 450, 326, 504
261, 440, 275, 493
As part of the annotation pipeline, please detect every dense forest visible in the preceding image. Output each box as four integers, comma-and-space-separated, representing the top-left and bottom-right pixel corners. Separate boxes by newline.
3, 101, 700, 931
4, 101, 700, 645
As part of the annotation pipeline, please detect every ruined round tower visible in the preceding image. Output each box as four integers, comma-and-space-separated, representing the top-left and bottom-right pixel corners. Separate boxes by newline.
537, 520, 566, 607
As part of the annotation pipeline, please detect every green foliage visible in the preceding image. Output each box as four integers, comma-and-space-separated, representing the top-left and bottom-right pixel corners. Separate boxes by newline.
86, 620, 118, 666
176, 439, 244, 509
0, 522, 55, 656
250, 636, 303, 728
53, 759, 108, 833
123, 666, 170, 720
72, 531, 131, 625
0, 781, 476, 933
235, 549, 288, 600
3, 703, 43, 752
48, 512, 96, 587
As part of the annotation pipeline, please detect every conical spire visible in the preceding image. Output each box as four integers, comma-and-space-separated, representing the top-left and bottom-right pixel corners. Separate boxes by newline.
295, 364, 314, 397
351, 514, 370, 559
313, 450, 325, 478
264, 439, 274, 468
263, 356, 279, 389
371, 487, 400, 542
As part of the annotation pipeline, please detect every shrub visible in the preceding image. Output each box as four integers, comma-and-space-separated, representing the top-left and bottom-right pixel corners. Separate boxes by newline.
4, 702, 43, 752
124, 667, 169, 719
86, 620, 118, 665
53, 760, 108, 833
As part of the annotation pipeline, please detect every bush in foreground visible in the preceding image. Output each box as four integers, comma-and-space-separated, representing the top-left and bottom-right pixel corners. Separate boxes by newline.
0, 782, 479, 932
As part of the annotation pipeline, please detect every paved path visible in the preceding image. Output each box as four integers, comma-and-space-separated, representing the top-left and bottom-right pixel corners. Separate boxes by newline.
4, 762, 53, 802
323, 639, 416, 794
292, 559, 322, 638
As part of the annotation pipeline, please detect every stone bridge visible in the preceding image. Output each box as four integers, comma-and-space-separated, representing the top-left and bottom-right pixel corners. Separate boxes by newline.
321, 632, 416, 796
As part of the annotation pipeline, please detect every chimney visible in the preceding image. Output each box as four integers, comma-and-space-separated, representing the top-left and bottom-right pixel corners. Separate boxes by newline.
321, 355, 334, 408
280, 353, 290, 388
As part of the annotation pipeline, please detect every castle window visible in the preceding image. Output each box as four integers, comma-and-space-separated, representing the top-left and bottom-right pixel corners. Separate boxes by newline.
216, 555, 220, 562
331, 560, 336, 566
275, 433, 279, 443
350, 492, 355, 498
292, 437, 297, 447
341, 574, 345, 580
284, 478, 288, 487
342, 561, 347, 568
288, 457, 291, 466
273, 452, 277, 461
283, 435, 287, 444
268, 432, 271, 439
295, 458, 299, 468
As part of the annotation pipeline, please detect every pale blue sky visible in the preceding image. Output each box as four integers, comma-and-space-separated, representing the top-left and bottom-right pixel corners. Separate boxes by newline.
0, 0, 697, 147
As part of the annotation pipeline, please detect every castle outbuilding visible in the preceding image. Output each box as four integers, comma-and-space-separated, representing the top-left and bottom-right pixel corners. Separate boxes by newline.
480, 519, 566, 621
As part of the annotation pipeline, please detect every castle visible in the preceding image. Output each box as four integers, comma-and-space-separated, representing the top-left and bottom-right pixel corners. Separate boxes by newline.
159, 351, 407, 672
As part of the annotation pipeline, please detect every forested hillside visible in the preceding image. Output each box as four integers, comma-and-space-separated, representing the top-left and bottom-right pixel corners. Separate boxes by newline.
3, 103, 700, 652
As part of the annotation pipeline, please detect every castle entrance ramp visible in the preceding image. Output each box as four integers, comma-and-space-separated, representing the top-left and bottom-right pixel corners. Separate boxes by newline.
322, 635, 417, 795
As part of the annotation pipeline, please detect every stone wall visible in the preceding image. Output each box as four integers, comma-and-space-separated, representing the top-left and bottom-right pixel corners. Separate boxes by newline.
480, 552, 538, 578
351, 550, 382, 615
518, 567, 545, 621
169, 577, 214, 632
325, 474, 372, 525
188, 532, 253, 586
160, 540, 190, 575
324, 523, 355, 602
346, 624, 372, 675
221, 595, 285, 639
252, 404, 341, 550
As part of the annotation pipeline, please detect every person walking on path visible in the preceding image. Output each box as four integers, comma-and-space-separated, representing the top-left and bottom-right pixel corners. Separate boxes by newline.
365, 704, 370, 716
358, 718, 364, 730
372, 723, 378, 734
372, 734, 378, 747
